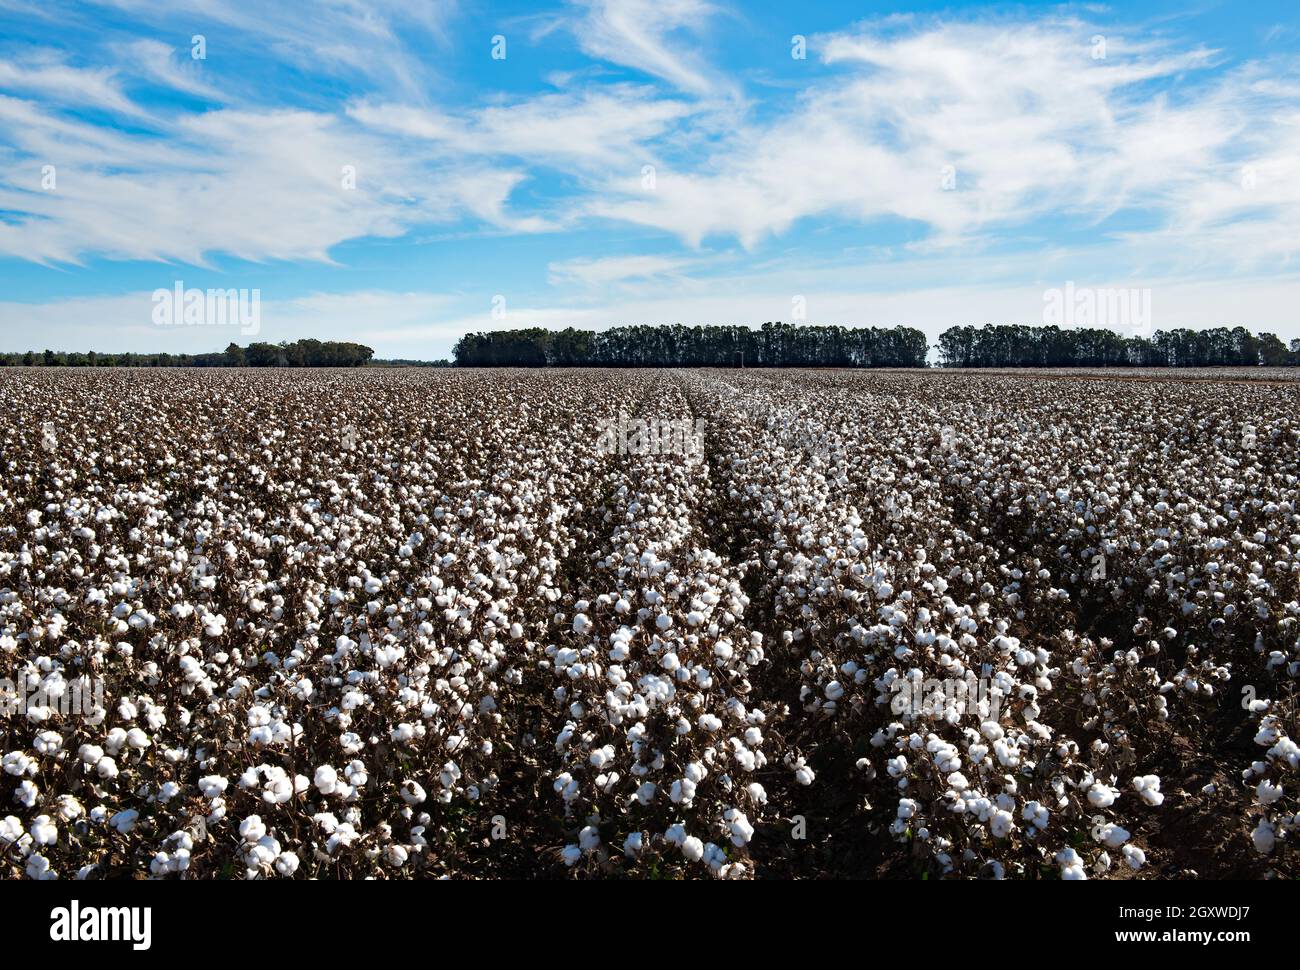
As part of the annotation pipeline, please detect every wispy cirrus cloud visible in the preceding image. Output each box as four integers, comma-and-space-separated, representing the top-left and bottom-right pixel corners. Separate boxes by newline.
113, 39, 227, 101
0, 53, 143, 116
0, 96, 541, 264
547, 252, 716, 286
87, 0, 459, 100
349, 85, 694, 169
564, 0, 735, 98
584, 19, 1299, 265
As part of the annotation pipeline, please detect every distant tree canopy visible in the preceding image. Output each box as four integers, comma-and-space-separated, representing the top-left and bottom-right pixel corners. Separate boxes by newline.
370, 358, 453, 368
936, 325, 1299, 368
0, 339, 374, 368
453, 323, 931, 368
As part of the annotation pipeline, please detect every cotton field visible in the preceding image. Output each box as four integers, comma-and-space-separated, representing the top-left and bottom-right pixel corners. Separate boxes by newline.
1, 367, 1298, 881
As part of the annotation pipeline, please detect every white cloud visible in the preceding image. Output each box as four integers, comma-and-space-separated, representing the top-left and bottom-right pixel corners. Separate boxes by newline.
566, 0, 733, 98
115, 39, 227, 101
548, 252, 714, 286
584, 20, 1300, 267
2, 4, 1299, 321
350, 86, 693, 169
0, 98, 542, 264
88, 0, 458, 99
0, 54, 142, 116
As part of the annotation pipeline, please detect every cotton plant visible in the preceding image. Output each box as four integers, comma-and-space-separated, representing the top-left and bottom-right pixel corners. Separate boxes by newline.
0, 367, 1297, 879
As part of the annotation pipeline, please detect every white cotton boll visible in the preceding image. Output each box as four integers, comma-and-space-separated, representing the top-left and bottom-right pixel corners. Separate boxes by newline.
344, 761, 368, 787
623, 832, 643, 856
579, 825, 601, 851
108, 809, 139, 833
794, 764, 815, 786
824, 680, 844, 701
1056, 847, 1087, 880
1133, 774, 1164, 806
589, 745, 614, 769
13, 779, 37, 808
30, 815, 57, 846
669, 778, 697, 805
1087, 783, 1119, 808
698, 713, 722, 732
746, 782, 768, 805
198, 775, 228, 799
1252, 818, 1276, 854
572, 613, 592, 635
314, 764, 338, 794
33, 731, 62, 756
1256, 779, 1283, 805
0, 815, 24, 847
26, 853, 55, 880
656, 614, 673, 631
239, 815, 266, 843
726, 810, 754, 846
1097, 823, 1130, 848
681, 836, 704, 862
1022, 801, 1049, 831
401, 780, 427, 805
1122, 845, 1146, 870
561, 844, 582, 867
274, 851, 300, 876
989, 809, 1014, 839
385, 844, 409, 867
263, 775, 294, 805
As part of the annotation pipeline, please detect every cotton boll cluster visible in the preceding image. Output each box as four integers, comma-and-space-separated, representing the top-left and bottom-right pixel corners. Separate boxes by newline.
0, 368, 1297, 879
1243, 709, 1299, 857
684, 370, 1300, 879
538, 379, 786, 877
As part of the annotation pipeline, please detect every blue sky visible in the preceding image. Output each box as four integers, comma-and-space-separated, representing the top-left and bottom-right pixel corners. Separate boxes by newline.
1, 0, 1298, 358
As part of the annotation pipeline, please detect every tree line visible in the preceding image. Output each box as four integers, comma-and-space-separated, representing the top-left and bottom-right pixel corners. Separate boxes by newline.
9, 325, 1298, 370
454, 323, 931, 367
936, 325, 1300, 368
0, 339, 374, 368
